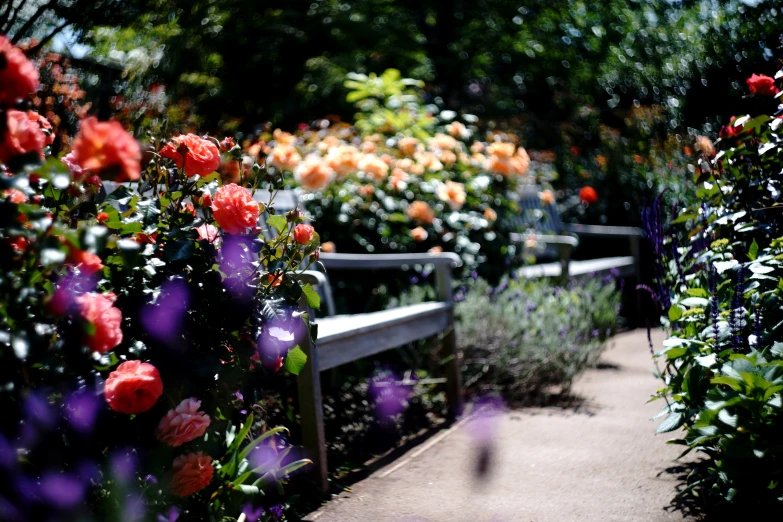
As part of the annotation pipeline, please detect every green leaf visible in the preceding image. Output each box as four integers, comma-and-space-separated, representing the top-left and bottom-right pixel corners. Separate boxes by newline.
668, 305, 684, 321
748, 239, 759, 261
685, 288, 708, 298
301, 283, 321, 310
657, 412, 684, 434
266, 215, 287, 235
163, 239, 194, 262
283, 345, 307, 376
237, 426, 290, 465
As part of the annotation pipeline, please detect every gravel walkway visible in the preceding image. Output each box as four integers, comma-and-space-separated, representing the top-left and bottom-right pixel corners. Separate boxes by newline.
304, 329, 699, 522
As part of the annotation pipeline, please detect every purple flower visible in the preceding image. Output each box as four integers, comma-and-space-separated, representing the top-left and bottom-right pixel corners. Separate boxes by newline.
140, 279, 190, 343
110, 450, 138, 484
257, 323, 296, 361
368, 370, 409, 418
157, 507, 180, 522
38, 473, 85, 510
269, 505, 284, 520
242, 504, 265, 522
25, 393, 56, 430
65, 390, 100, 433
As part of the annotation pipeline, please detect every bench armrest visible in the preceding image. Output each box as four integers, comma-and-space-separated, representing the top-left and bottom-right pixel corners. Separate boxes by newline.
509, 233, 579, 248
318, 252, 462, 270
563, 224, 643, 237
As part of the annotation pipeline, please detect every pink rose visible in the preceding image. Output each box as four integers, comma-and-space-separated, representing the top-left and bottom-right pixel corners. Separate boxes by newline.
293, 223, 314, 245
70, 117, 141, 182
104, 360, 163, 414
747, 74, 779, 97
75, 293, 122, 354
170, 452, 214, 496
211, 184, 259, 234
196, 223, 219, 243
0, 36, 39, 105
0, 110, 46, 164
155, 398, 211, 447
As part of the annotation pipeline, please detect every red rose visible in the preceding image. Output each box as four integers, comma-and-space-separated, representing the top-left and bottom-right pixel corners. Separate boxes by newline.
219, 137, 235, 152
96, 212, 109, 222
199, 193, 212, 208
170, 452, 214, 496
0, 36, 39, 105
211, 183, 259, 234
104, 360, 163, 414
747, 74, 779, 97
293, 223, 314, 245
75, 292, 123, 354
0, 110, 46, 164
719, 116, 743, 139
579, 186, 598, 204
4, 188, 28, 204
70, 117, 141, 182
160, 134, 221, 177
68, 248, 104, 276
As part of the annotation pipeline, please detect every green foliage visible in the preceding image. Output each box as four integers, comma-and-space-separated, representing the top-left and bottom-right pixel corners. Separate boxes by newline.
650, 69, 783, 507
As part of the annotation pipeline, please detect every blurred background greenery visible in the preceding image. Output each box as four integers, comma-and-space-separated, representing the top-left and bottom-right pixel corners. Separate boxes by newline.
5, 0, 782, 227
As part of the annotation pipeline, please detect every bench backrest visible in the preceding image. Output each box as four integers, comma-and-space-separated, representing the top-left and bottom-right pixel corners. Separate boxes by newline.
504, 185, 564, 236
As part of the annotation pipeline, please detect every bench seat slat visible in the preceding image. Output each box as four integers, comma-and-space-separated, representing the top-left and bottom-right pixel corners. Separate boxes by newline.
518, 256, 635, 279
315, 301, 452, 370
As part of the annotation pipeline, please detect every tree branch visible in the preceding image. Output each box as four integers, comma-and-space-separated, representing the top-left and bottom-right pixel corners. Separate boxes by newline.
11, 0, 58, 45
0, 0, 17, 31
26, 19, 69, 54
5, 0, 30, 35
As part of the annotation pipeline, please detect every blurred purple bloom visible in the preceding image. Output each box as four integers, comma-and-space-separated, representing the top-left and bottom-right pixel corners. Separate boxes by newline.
269, 505, 284, 520
156, 507, 180, 522
248, 445, 277, 472
38, 473, 85, 510
123, 494, 146, 521
140, 280, 190, 343
466, 396, 504, 445
368, 371, 409, 418
25, 393, 56, 430
145, 474, 158, 485
0, 496, 21, 520
257, 323, 295, 361
242, 504, 265, 522
0, 434, 14, 469
110, 450, 138, 485
76, 461, 101, 484
218, 236, 256, 298
65, 390, 100, 433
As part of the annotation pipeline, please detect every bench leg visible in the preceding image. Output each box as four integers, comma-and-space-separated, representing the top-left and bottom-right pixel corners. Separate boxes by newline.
297, 338, 329, 492
442, 316, 463, 419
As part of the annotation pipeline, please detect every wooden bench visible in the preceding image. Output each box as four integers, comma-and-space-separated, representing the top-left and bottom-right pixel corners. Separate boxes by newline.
256, 192, 463, 491
507, 186, 643, 283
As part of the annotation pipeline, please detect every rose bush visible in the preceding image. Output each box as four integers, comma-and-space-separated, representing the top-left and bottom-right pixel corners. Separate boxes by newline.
0, 37, 319, 521
648, 70, 783, 509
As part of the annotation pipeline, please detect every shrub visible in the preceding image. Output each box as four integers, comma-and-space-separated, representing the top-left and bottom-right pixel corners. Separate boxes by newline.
456, 276, 620, 400
0, 36, 319, 521
648, 70, 783, 507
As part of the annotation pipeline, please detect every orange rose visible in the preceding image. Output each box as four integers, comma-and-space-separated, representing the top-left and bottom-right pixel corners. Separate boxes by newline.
75, 292, 122, 354
429, 133, 458, 151
358, 154, 389, 181
539, 190, 555, 206
68, 248, 104, 276
397, 137, 419, 156
437, 181, 466, 210
267, 144, 302, 171
486, 142, 515, 159
0, 36, 39, 105
324, 145, 360, 179
155, 398, 211, 447
0, 110, 46, 164
70, 117, 141, 182
321, 241, 336, 253
170, 452, 214, 496
406, 201, 435, 225
484, 208, 497, 222
211, 184, 260, 235
4, 188, 28, 204
104, 360, 163, 414
295, 155, 334, 191
160, 134, 221, 177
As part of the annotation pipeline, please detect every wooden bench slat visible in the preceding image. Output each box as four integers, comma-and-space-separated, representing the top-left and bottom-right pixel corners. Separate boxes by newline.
315, 302, 452, 371
517, 256, 635, 279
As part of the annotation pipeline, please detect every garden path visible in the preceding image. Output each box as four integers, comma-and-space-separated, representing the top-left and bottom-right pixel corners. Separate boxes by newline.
303, 329, 700, 522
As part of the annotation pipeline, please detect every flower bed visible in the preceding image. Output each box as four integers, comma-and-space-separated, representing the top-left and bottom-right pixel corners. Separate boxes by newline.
1, 36, 320, 521
648, 70, 783, 508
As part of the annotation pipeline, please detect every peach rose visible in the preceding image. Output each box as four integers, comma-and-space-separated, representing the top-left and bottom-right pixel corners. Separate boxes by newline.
470, 141, 484, 154
445, 121, 469, 139
437, 181, 466, 210
324, 145, 360, 179
486, 142, 515, 159
75, 292, 122, 354
539, 190, 555, 206
273, 129, 296, 145
293, 223, 315, 245
428, 246, 443, 254
321, 241, 336, 253
514, 147, 530, 175
0, 36, 39, 105
155, 398, 211, 447
358, 184, 375, 197
26, 111, 54, 145
295, 155, 334, 191
413, 151, 443, 172
429, 133, 458, 151
484, 208, 497, 222
397, 137, 419, 156
410, 226, 428, 242
406, 201, 435, 225
104, 360, 163, 414
0, 110, 46, 164
389, 168, 409, 191
696, 136, 715, 157
170, 452, 214, 497
70, 117, 141, 182
358, 154, 389, 181
267, 144, 302, 171
439, 150, 457, 166
160, 134, 221, 177
211, 184, 260, 235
